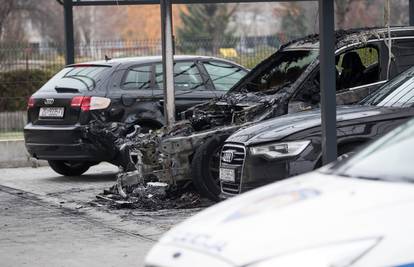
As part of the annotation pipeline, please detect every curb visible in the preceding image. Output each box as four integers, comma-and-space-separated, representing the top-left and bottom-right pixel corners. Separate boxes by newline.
0, 139, 47, 168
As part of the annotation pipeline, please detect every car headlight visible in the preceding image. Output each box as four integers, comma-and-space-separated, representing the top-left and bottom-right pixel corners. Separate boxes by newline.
250, 140, 311, 160
249, 237, 381, 267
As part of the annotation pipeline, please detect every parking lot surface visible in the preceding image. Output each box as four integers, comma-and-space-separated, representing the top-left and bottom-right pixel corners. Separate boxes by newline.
0, 163, 201, 266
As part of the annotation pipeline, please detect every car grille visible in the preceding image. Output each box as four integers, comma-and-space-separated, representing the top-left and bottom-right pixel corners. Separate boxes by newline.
220, 144, 246, 195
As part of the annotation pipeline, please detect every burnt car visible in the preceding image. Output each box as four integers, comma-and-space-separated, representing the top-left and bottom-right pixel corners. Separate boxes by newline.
24, 56, 248, 176
219, 65, 414, 197
83, 27, 414, 201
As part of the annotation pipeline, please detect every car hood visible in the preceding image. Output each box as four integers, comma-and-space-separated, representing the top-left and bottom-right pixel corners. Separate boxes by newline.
226, 105, 400, 145
151, 172, 414, 266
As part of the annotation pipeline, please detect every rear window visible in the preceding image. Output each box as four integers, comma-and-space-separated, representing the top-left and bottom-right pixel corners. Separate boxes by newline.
39, 65, 111, 92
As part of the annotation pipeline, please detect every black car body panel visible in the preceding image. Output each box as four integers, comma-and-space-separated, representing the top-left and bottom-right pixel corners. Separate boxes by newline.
226, 105, 402, 146
24, 56, 248, 164
221, 105, 414, 195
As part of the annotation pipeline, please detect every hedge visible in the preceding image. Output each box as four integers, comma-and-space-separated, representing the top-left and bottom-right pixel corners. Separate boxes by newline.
0, 69, 54, 111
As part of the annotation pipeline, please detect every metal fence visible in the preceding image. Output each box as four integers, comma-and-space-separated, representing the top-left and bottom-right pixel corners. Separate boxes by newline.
0, 98, 26, 140
0, 35, 297, 140
0, 35, 295, 71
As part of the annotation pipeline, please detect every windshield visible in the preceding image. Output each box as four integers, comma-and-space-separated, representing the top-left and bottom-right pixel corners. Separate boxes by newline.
328, 118, 414, 182
39, 65, 111, 92
233, 49, 318, 94
363, 66, 414, 107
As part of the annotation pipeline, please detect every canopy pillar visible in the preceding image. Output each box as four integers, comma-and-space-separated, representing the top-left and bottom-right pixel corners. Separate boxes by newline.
319, 0, 337, 164
160, 0, 176, 128
63, 0, 75, 65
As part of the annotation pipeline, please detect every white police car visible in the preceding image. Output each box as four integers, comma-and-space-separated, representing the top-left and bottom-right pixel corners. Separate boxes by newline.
145, 118, 414, 267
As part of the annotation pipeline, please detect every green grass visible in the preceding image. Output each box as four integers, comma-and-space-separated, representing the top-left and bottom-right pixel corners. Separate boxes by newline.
0, 131, 24, 140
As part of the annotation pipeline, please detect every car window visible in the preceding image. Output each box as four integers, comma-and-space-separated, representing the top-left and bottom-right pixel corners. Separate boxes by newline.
329, 118, 414, 182
122, 65, 152, 90
393, 39, 414, 72
364, 66, 414, 107
337, 46, 380, 90
203, 61, 247, 91
293, 45, 381, 104
239, 49, 318, 94
39, 66, 111, 92
155, 62, 206, 91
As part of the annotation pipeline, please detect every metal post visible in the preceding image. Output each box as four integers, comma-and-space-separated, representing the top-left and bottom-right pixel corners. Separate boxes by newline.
410, 0, 414, 26
160, 0, 175, 128
319, 0, 337, 164
63, 0, 75, 65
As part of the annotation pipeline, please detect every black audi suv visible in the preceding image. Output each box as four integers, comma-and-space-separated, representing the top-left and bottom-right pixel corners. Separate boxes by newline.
24, 56, 248, 176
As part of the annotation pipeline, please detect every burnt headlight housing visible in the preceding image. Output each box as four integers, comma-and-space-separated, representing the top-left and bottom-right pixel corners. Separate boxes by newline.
250, 140, 311, 160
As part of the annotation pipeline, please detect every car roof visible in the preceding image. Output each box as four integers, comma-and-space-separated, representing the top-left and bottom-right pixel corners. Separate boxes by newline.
284, 26, 414, 50
68, 55, 244, 68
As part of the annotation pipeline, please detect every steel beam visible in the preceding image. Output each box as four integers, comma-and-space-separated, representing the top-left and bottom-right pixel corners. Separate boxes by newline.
160, 0, 176, 128
319, 0, 337, 164
71, 0, 314, 6
64, 0, 75, 65
410, 0, 414, 26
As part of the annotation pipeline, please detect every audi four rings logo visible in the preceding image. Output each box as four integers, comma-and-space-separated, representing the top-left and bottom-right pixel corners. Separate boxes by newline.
222, 150, 235, 163
44, 98, 54, 105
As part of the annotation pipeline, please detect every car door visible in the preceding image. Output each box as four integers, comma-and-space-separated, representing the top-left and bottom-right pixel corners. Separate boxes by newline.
107, 63, 157, 122
337, 37, 414, 105
154, 60, 220, 115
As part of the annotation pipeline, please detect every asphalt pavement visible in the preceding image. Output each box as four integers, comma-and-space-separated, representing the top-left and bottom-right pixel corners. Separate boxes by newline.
0, 163, 201, 267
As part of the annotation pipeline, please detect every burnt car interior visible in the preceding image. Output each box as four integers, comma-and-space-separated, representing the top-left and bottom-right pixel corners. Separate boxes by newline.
244, 49, 319, 93
337, 46, 380, 90
292, 45, 380, 107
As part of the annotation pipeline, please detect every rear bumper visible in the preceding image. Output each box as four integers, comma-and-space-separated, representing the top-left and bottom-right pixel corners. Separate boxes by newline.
24, 123, 108, 161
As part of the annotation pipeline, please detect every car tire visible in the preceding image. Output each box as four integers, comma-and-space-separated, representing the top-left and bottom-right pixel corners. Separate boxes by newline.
48, 160, 91, 176
191, 133, 230, 202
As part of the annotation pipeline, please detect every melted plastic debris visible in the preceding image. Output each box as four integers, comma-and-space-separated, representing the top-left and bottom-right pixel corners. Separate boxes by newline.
93, 181, 213, 211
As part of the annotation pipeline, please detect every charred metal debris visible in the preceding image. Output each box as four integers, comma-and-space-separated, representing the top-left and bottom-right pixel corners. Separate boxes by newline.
93, 181, 213, 211
82, 28, 396, 199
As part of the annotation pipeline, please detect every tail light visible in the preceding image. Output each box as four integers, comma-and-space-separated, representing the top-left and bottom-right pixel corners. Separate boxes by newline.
71, 96, 110, 111
27, 97, 35, 109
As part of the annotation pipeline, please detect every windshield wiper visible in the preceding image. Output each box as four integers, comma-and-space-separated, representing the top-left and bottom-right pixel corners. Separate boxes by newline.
62, 76, 91, 90
63, 75, 97, 90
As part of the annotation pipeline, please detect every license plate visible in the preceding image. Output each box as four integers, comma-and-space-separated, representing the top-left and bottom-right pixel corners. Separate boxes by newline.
220, 168, 235, 183
39, 107, 64, 118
